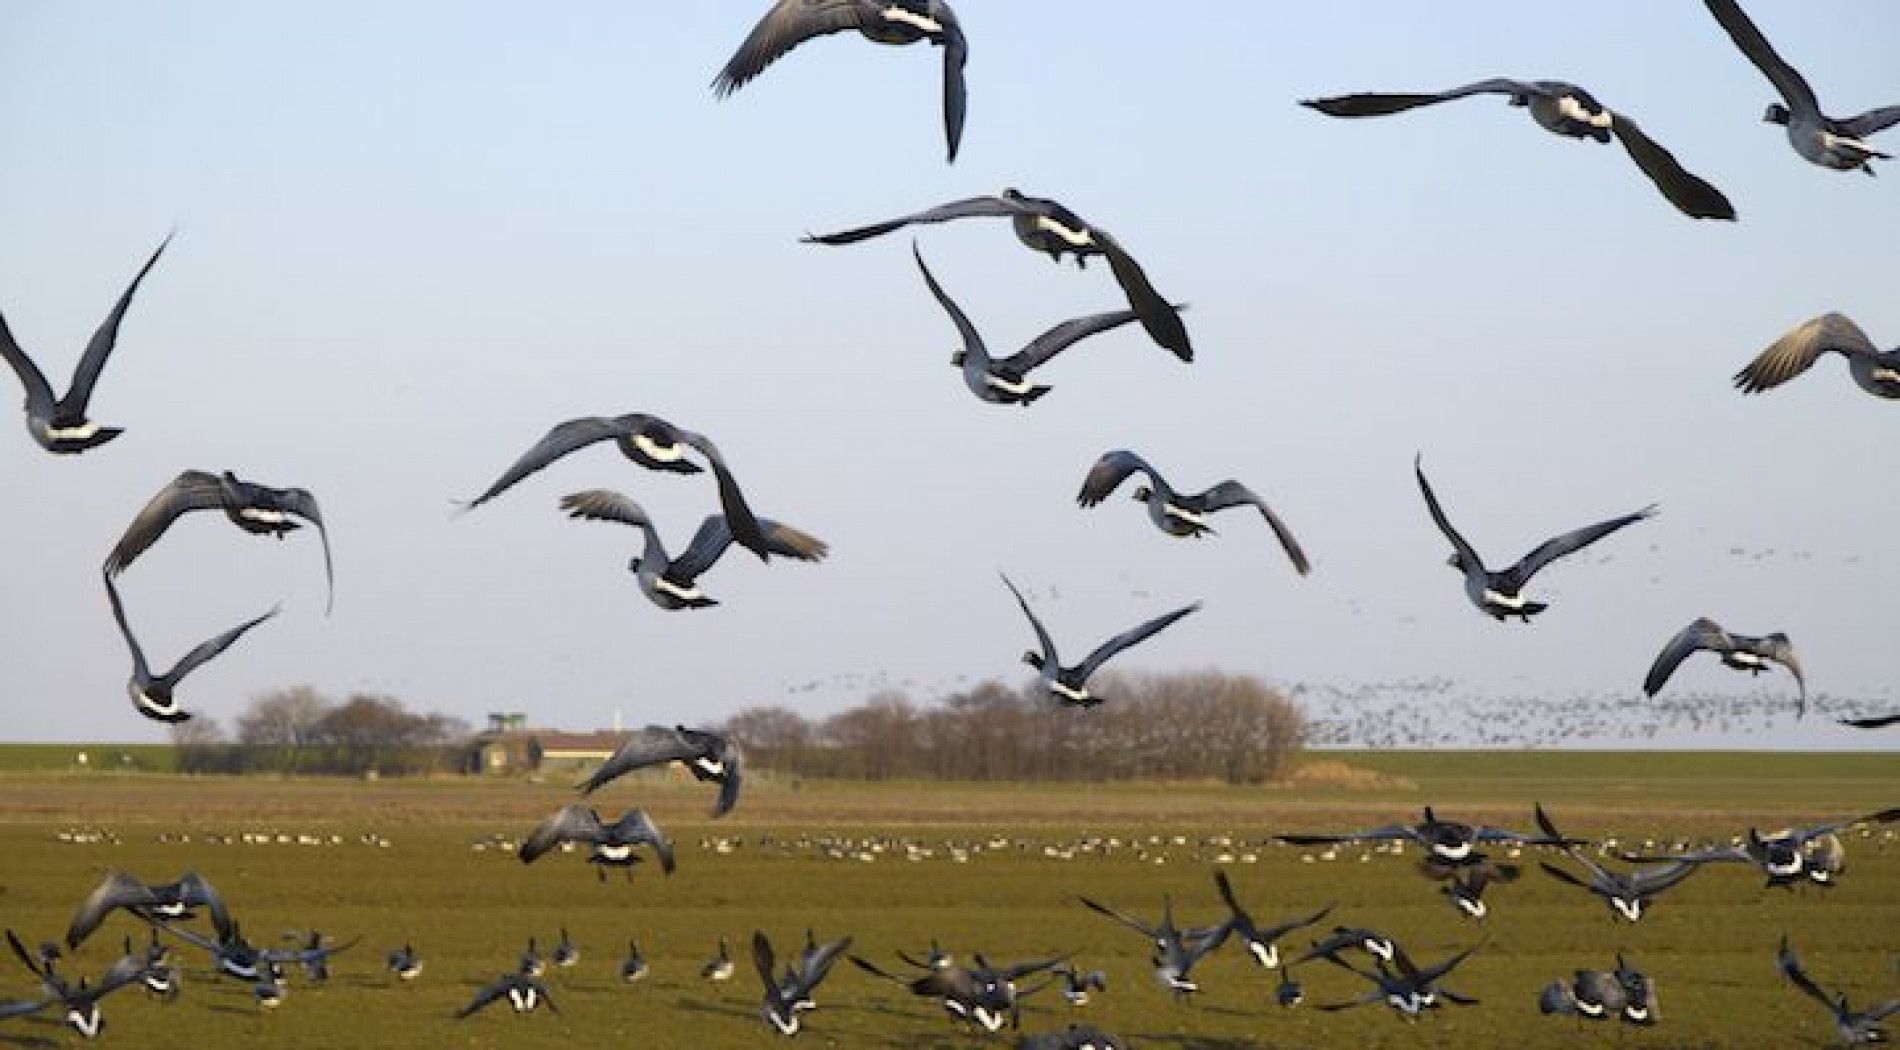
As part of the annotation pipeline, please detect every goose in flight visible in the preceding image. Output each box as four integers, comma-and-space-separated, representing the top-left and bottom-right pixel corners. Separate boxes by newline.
104, 571, 277, 724
1733, 313, 1899, 400
1778, 934, 1900, 1045
1277, 804, 1576, 865
753, 929, 852, 1036
1077, 450, 1310, 575
714, 1, 968, 164
0, 234, 170, 454
1534, 806, 1699, 922
1415, 456, 1654, 622
1620, 809, 1900, 889
580, 724, 744, 816
517, 805, 675, 882
806, 189, 1193, 360
850, 951, 1062, 1032
1303, 81, 1734, 219
455, 972, 557, 1019
912, 243, 1158, 405
559, 490, 825, 610
1078, 893, 1231, 998
1643, 617, 1805, 717
6, 930, 145, 1039
1206, 870, 1333, 970
462, 412, 771, 560
65, 870, 229, 950
1703, 0, 1900, 174
104, 470, 335, 614
1308, 938, 1483, 1017
1001, 573, 1199, 707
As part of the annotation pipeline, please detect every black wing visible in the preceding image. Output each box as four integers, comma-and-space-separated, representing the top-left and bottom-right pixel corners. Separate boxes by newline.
712, 0, 876, 98
1002, 304, 1153, 374
751, 930, 777, 990
1840, 712, 1900, 729
578, 726, 703, 794
1644, 618, 1731, 697
1775, 935, 1837, 1012
519, 804, 605, 864
1078, 897, 1156, 940
1096, 231, 1192, 362
803, 196, 1029, 246
1076, 450, 1163, 508
101, 573, 152, 685
1838, 105, 1900, 139
103, 470, 227, 575
1607, 112, 1736, 220
714, 755, 744, 817
1702, 0, 1821, 118
1499, 504, 1655, 591
607, 809, 676, 873
1734, 313, 1881, 394
454, 976, 513, 1019
1073, 601, 1199, 681
1001, 573, 1059, 670
272, 486, 334, 615
1414, 456, 1485, 575
1277, 824, 1416, 847
913, 240, 989, 363
163, 602, 280, 687
462, 416, 639, 509
662, 423, 770, 562
0, 306, 55, 414
63, 232, 172, 415
672, 515, 827, 581
1301, 78, 1538, 118
794, 935, 854, 995
1198, 480, 1311, 575
939, 12, 968, 163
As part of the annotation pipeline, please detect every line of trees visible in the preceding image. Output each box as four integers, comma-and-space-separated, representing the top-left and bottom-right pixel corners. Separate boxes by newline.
172, 687, 469, 776
722, 670, 1306, 784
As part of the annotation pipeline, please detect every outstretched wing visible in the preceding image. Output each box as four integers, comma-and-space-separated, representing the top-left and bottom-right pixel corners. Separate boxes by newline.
661, 423, 770, 562
712, 0, 876, 98
104, 471, 228, 575
1261, 902, 1336, 942
1000, 573, 1059, 670
1077, 897, 1156, 940
940, 15, 968, 163
913, 240, 988, 363
578, 726, 701, 794
1607, 112, 1736, 220
1198, 480, 1311, 575
608, 809, 676, 874
1003, 304, 1153, 375
751, 930, 777, 990
101, 573, 152, 684
1500, 504, 1656, 591
0, 308, 55, 413
1301, 79, 1538, 118
273, 487, 334, 615
1733, 313, 1880, 394
1074, 601, 1199, 681
1414, 456, 1485, 575
1629, 861, 1702, 897
1277, 824, 1415, 847
1095, 231, 1192, 362
165, 603, 280, 687
559, 488, 651, 529
795, 936, 854, 995
519, 804, 605, 864
1751, 633, 1806, 716
1838, 104, 1900, 139
64, 232, 173, 414
673, 516, 827, 581
1644, 618, 1730, 697
1839, 712, 1900, 729
1076, 450, 1162, 509
1702, 0, 1820, 117
454, 976, 513, 1019
803, 196, 1029, 246
462, 417, 635, 509
1775, 935, 1836, 1012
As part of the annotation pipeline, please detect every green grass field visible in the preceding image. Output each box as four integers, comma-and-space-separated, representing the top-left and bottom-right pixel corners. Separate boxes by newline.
0, 752, 1893, 1048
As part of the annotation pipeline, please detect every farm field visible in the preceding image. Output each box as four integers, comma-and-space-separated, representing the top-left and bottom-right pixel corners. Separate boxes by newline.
0, 751, 1894, 1049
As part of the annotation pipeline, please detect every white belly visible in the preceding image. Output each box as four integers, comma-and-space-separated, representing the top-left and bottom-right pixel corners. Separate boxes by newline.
693, 756, 725, 777
984, 373, 1035, 395
136, 691, 182, 718
881, 6, 942, 34
1556, 95, 1612, 128
1872, 367, 1900, 383
46, 420, 102, 441
973, 1006, 1005, 1031
632, 433, 686, 462
238, 507, 287, 525
1051, 680, 1092, 703
654, 577, 704, 601
1729, 651, 1765, 668
1482, 589, 1528, 609
1033, 215, 1095, 247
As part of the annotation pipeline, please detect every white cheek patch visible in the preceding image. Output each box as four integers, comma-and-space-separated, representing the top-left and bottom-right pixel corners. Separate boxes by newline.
1033, 215, 1096, 247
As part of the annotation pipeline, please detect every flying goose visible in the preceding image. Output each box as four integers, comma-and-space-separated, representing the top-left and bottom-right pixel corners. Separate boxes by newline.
129, 932, 178, 1001
806, 189, 1193, 360
66, 870, 230, 950
1002, 573, 1199, 708
1276, 804, 1576, 865
253, 960, 286, 1009
559, 490, 825, 609
1309, 938, 1483, 1017
1620, 809, 1900, 888
1303, 81, 1733, 218
103, 570, 277, 724
1732, 313, 1900, 399
580, 724, 744, 816
455, 972, 557, 1018
1431, 858, 1520, 921
714, 1, 967, 163
1778, 934, 1900, 1045
155, 918, 357, 983
1294, 927, 1398, 967
1643, 617, 1806, 716
519, 805, 676, 882
1415, 455, 1655, 622
754, 929, 853, 1036
912, 242, 1160, 405
0, 234, 170, 454
620, 939, 647, 983
851, 952, 1061, 1032
6, 930, 143, 1039
1050, 964, 1106, 1007
1078, 893, 1230, 999
386, 943, 422, 981
703, 936, 735, 982
1076, 450, 1311, 574
1703, 0, 1900, 174
462, 412, 771, 560
283, 930, 336, 981
1841, 712, 1900, 729
104, 470, 335, 614
1535, 806, 1700, 921
1206, 870, 1334, 969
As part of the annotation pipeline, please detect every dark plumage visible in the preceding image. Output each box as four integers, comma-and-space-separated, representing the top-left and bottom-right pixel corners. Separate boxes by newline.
1643, 617, 1805, 716
1002, 573, 1199, 708
1732, 313, 1900, 399
7, 930, 144, 1039
558, 490, 825, 610
66, 871, 229, 950
754, 929, 852, 1036
1778, 934, 1900, 1044
104, 570, 277, 724
455, 972, 557, 1019
517, 804, 675, 881
1076, 450, 1311, 575
578, 725, 744, 817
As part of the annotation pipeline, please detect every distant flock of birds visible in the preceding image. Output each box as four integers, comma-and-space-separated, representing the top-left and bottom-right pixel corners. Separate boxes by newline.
3, 0, 1895, 1044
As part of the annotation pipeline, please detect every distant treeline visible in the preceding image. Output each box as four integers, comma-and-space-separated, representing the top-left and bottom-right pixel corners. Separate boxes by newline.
722, 670, 1305, 784
172, 687, 468, 776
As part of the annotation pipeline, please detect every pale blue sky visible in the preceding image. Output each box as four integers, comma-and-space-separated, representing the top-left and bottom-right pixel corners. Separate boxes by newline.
2, 2, 1895, 744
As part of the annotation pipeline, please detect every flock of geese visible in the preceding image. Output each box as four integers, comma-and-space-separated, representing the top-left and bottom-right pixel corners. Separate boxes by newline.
2, 0, 1895, 1044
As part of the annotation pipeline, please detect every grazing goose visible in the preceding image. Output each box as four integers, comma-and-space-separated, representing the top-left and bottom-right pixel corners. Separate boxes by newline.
66, 870, 229, 949
1310, 938, 1483, 1017
1018, 1025, 1125, 1050
1050, 964, 1107, 1007
1078, 893, 1230, 999
1002, 573, 1199, 708
714, 1, 967, 163
1803, 833, 1847, 887
754, 929, 852, 1036
386, 943, 422, 981
455, 972, 557, 1018
1535, 806, 1700, 921
1643, 617, 1806, 716
579, 724, 745, 817
519, 805, 675, 882
104, 470, 335, 614
1621, 809, 1900, 889
551, 928, 580, 969
620, 940, 647, 983
1304, 81, 1733, 218
103, 571, 278, 724
1778, 934, 1900, 1045
1277, 804, 1575, 865
1703, 0, 1900, 174
285, 931, 335, 981
806, 189, 1193, 360
851, 952, 1061, 1032
1733, 313, 1900, 400
703, 936, 735, 982
1415, 456, 1655, 622
461, 412, 770, 559
559, 490, 825, 610
0, 234, 169, 454
912, 243, 1159, 405
1076, 450, 1311, 574
1614, 955, 1659, 1026
6, 930, 144, 1039
1206, 870, 1334, 969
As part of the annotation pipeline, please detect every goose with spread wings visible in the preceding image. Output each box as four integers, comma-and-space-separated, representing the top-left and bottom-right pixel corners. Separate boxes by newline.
455, 972, 557, 1019
1001, 573, 1199, 708
104, 470, 334, 613
1416, 456, 1654, 622
806, 189, 1192, 361
1703, 0, 1900, 174
714, 1, 967, 163
1619, 809, 1900, 889
1308, 938, 1483, 1017
1277, 804, 1576, 865
518, 804, 675, 881
1643, 617, 1805, 716
1534, 806, 1700, 922
850, 951, 1063, 1032
1206, 870, 1332, 970
104, 571, 277, 724
65, 870, 229, 950
911, 243, 1158, 406
754, 929, 852, 1036
579, 725, 744, 817
0, 234, 170, 454
1733, 313, 1900, 400
1077, 450, 1310, 575
559, 490, 825, 610
6, 930, 146, 1039
1078, 893, 1230, 998
1778, 934, 1900, 1045
1302, 81, 1734, 219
